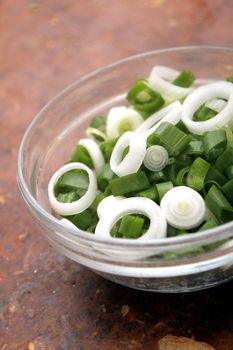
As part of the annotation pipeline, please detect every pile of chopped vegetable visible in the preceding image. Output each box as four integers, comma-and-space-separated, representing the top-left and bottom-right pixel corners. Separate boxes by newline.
48, 65, 233, 242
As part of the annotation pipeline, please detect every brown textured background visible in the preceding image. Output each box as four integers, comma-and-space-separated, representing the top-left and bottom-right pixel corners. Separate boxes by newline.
1, 0, 233, 349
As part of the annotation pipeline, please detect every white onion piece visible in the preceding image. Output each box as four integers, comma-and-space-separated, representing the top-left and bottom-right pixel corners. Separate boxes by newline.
148, 66, 193, 101
48, 162, 97, 216
60, 218, 79, 230
144, 145, 168, 171
136, 101, 182, 133
79, 138, 105, 174
181, 81, 233, 135
205, 98, 227, 113
160, 186, 206, 230
106, 106, 144, 139
110, 131, 146, 176
97, 195, 125, 218
142, 104, 181, 139
86, 127, 107, 142
95, 197, 167, 240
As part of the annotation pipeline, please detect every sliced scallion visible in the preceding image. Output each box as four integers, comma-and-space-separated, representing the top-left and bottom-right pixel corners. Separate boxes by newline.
215, 145, 233, 172
203, 129, 227, 161
143, 145, 168, 172
186, 157, 210, 191
205, 185, 233, 223
109, 171, 150, 196
147, 122, 190, 157
156, 181, 173, 201
222, 179, 233, 205
172, 70, 195, 88
118, 215, 145, 239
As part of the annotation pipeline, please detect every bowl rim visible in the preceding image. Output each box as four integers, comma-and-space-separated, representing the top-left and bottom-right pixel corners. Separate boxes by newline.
17, 45, 233, 248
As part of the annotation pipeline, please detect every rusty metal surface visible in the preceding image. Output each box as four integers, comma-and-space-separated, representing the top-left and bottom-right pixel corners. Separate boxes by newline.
0, 0, 233, 348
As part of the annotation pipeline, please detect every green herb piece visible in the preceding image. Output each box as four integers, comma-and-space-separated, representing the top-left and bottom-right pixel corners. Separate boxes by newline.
97, 164, 115, 191
67, 209, 96, 230
156, 181, 173, 201
186, 157, 210, 191
226, 165, 233, 179
193, 106, 217, 122
147, 170, 167, 183
57, 191, 80, 203
205, 165, 227, 188
205, 185, 233, 223
137, 185, 159, 201
54, 169, 89, 196
203, 130, 227, 161
71, 144, 94, 168
91, 192, 106, 211
167, 225, 185, 237
176, 167, 190, 186
147, 122, 190, 157
127, 80, 164, 115
222, 179, 233, 205
100, 138, 118, 162
172, 70, 195, 87
109, 171, 150, 196
186, 140, 204, 156
118, 215, 145, 239
86, 225, 96, 233
90, 116, 106, 128
198, 219, 217, 232
215, 145, 233, 172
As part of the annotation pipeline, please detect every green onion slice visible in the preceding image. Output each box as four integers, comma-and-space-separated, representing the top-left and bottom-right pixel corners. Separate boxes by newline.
205, 185, 233, 223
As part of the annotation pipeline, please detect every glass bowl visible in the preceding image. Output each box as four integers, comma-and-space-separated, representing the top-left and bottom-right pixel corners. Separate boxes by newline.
18, 46, 233, 293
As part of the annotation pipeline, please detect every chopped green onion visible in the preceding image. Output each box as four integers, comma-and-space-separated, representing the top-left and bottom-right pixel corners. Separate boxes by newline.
172, 70, 195, 87
176, 167, 190, 186
203, 130, 227, 161
90, 116, 106, 128
106, 107, 144, 139
86, 127, 107, 142
137, 185, 159, 201
205, 165, 227, 187
100, 138, 118, 162
161, 186, 206, 229
186, 157, 210, 191
147, 122, 190, 157
91, 191, 106, 211
156, 181, 173, 201
215, 145, 233, 172
193, 106, 217, 121
198, 219, 217, 232
66, 208, 96, 230
226, 165, 233, 179
71, 144, 94, 169
205, 185, 233, 223
54, 169, 89, 196
118, 215, 145, 239
222, 179, 233, 205
127, 80, 165, 114
186, 140, 204, 155
57, 191, 80, 203
97, 163, 115, 191
109, 171, 150, 196
147, 170, 167, 183
143, 145, 168, 172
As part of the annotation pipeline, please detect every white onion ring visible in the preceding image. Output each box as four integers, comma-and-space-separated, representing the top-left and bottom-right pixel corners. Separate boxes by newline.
181, 81, 233, 135
205, 98, 227, 113
48, 162, 97, 216
143, 145, 168, 171
95, 197, 167, 240
160, 186, 206, 230
106, 106, 144, 139
142, 104, 182, 139
110, 131, 146, 176
97, 195, 125, 218
79, 138, 105, 174
148, 66, 193, 101
136, 101, 182, 133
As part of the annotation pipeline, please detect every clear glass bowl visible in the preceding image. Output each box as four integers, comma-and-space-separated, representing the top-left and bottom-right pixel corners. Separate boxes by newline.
18, 46, 233, 293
